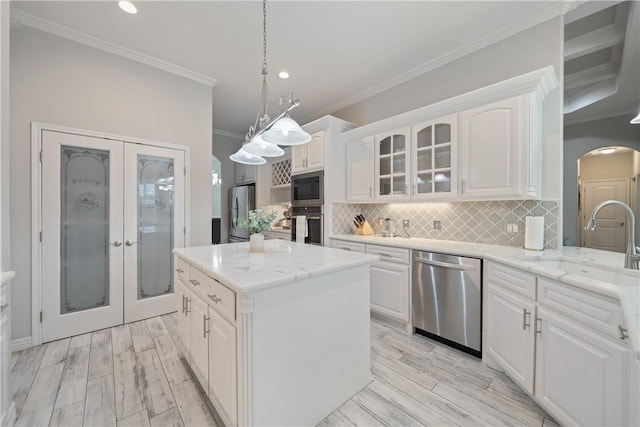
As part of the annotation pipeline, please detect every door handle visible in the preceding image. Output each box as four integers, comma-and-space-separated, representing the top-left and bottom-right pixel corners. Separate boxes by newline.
107, 240, 123, 247
125, 240, 139, 246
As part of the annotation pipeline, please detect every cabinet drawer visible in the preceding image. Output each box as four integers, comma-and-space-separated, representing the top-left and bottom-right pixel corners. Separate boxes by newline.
174, 257, 189, 283
188, 266, 210, 300
485, 261, 536, 299
330, 240, 365, 253
366, 244, 410, 264
205, 277, 236, 323
537, 278, 626, 341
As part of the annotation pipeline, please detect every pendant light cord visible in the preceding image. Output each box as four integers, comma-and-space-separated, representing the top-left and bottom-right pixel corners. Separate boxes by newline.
260, 0, 268, 117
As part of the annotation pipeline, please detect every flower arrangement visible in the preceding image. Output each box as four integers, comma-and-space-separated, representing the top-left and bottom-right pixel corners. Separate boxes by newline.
236, 209, 277, 234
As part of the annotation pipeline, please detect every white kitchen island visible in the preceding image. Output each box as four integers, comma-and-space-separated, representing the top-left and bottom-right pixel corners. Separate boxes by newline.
173, 240, 378, 427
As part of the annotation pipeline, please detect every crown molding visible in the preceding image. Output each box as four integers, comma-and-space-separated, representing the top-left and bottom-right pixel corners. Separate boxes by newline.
12, 9, 217, 88
564, 108, 637, 126
213, 128, 244, 140
304, 1, 566, 124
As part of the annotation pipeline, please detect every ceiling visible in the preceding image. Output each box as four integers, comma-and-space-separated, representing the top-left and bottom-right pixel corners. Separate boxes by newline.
10, 1, 639, 137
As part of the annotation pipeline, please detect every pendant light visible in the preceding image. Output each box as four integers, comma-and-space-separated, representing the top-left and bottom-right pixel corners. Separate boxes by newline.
230, 0, 310, 164
631, 112, 640, 124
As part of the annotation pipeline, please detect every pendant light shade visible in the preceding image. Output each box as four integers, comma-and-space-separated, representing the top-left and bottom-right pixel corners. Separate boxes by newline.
631, 112, 640, 124
229, 148, 266, 165
262, 117, 312, 146
242, 135, 285, 157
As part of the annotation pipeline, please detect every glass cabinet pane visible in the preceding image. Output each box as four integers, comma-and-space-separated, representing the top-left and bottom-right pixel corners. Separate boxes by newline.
434, 171, 452, 193
379, 156, 391, 176
60, 146, 110, 314
379, 137, 391, 155
434, 145, 451, 169
416, 127, 432, 148
393, 153, 406, 174
416, 173, 432, 194
392, 176, 406, 194
434, 124, 451, 144
137, 155, 175, 300
379, 177, 391, 195
417, 149, 432, 172
392, 135, 405, 153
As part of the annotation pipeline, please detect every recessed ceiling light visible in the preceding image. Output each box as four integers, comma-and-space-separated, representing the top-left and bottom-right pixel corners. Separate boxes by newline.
278, 71, 290, 79
118, 0, 137, 14
599, 147, 616, 154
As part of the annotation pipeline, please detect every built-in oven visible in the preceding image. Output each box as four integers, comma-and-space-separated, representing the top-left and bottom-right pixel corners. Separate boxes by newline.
292, 171, 323, 207
291, 205, 323, 246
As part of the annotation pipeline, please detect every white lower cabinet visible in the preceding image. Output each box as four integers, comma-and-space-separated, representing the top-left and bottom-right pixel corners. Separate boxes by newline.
485, 260, 633, 427
175, 258, 238, 426
189, 292, 209, 388
369, 261, 410, 323
535, 306, 627, 427
208, 307, 237, 426
486, 284, 535, 393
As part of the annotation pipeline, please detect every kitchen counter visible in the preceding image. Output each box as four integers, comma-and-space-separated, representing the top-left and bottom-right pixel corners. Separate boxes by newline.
174, 240, 376, 294
331, 234, 640, 357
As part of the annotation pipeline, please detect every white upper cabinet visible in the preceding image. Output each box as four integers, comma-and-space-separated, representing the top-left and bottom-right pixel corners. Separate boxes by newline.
346, 136, 374, 201
291, 131, 325, 175
235, 163, 256, 185
374, 127, 411, 200
410, 114, 457, 199
458, 95, 540, 199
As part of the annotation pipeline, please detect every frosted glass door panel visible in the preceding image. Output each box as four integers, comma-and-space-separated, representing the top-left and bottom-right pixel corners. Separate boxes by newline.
60, 146, 110, 313
137, 155, 174, 300
41, 131, 124, 343
124, 144, 185, 323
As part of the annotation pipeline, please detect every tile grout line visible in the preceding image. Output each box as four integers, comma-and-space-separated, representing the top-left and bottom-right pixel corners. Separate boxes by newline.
158, 315, 189, 427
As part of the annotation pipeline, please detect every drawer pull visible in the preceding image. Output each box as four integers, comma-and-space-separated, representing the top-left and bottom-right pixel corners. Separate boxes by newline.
208, 294, 222, 304
522, 308, 530, 330
185, 298, 191, 314
379, 252, 393, 258
342, 247, 352, 251
535, 317, 542, 335
203, 315, 210, 338
181, 295, 186, 315
189, 279, 200, 286
619, 325, 629, 340
175, 268, 184, 273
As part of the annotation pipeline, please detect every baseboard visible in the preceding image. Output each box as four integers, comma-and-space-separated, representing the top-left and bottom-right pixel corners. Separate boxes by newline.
11, 336, 32, 352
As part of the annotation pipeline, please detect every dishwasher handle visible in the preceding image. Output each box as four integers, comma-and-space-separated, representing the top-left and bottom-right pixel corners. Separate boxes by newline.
414, 257, 477, 270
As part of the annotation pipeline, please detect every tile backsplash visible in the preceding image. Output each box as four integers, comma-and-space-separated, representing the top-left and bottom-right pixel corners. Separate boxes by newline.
332, 200, 560, 249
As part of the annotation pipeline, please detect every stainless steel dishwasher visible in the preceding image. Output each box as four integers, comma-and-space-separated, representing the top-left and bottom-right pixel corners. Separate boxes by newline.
412, 251, 482, 357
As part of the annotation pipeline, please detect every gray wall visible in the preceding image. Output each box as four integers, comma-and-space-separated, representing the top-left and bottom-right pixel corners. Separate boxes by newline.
332, 17, 564, 203
212, 132, 243, 244
563, 114, 640, 246
10, 27, 213, 341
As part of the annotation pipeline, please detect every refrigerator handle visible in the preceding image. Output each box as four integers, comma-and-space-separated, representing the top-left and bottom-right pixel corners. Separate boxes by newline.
234, 195, 239, 225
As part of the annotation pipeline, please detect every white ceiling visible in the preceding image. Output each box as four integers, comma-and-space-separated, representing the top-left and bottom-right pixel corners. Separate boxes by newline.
10, 1, 638, 137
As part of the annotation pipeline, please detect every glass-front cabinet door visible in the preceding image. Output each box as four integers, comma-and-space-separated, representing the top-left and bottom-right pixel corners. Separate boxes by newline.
411, 114, 457, 199
374, 127, 411, 200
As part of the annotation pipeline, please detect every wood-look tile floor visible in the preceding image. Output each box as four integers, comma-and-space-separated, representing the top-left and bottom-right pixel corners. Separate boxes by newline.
11, 313, 557, 427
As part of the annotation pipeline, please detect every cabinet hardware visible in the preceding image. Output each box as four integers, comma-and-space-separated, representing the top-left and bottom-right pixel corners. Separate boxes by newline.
522, 308, 531, 330
369, 187, 372, 197
0, 303, 8, 313
181, 295, 186, 314
175, 268, 184, 273
535, 317, 542, 335
189, 279, 200, 286
342, 247, 352, 251
208, 294, 222, 304
185, 298, 191, 314
379, 252, 392, 258
203, 315, 210, 338
461, 179, 466, 192
619, 325, 629, 340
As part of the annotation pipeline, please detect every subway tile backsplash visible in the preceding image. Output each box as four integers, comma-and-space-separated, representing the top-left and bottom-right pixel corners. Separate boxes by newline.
332, 200, 560, 249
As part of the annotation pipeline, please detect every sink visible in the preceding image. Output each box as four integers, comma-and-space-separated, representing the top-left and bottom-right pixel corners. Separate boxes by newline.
525, 259, 640, 287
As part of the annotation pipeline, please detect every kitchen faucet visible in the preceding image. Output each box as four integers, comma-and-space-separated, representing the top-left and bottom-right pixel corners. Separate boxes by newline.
585, 200, 640, 270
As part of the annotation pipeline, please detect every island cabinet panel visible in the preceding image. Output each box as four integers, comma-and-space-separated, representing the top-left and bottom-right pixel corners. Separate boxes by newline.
175, 279, 190, 361
189, 292, 209, 389
208, 307, 237, 426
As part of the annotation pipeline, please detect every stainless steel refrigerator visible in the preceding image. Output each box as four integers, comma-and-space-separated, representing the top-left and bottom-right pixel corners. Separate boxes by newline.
228, 185, 255, 242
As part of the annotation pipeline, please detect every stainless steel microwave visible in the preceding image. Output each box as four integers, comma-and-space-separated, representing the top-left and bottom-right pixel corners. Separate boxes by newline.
291, 170, 323, 206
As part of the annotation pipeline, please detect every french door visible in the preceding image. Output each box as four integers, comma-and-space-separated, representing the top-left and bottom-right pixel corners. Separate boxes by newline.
41, 131, 185, 342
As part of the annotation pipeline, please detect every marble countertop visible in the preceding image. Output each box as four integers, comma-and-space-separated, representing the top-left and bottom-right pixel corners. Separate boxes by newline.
174, 240, 378, 294
0, 271, 15, 286
332, 234, 640, 357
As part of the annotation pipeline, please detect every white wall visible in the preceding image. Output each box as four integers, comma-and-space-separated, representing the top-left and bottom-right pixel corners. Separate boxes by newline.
212, 132, 242, 244
1, 1, 10, 273
332, 17, 564, 203
10, 27, 213, 341
564, 115, 640, 246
